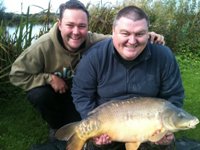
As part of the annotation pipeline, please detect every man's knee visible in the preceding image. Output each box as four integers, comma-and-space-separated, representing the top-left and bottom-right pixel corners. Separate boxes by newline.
27, 85, 55, 107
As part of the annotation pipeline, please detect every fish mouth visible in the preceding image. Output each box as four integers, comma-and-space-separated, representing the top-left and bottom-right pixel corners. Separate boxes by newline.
187, 118, 199, 128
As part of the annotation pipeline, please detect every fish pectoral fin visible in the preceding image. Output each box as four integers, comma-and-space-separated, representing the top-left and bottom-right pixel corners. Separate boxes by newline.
67, 133, 86, 150
148, 129, 167, 142
55, 122, 79, 141
125, 142, 141, 150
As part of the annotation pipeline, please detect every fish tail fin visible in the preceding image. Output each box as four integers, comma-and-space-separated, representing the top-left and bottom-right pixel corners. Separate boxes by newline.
55, 122, 79, 141
125, 142, 141, 150
67, 133, 86, 150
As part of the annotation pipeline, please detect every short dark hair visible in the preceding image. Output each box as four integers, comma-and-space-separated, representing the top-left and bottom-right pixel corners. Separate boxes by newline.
59, 0, 89, 20
113, 5, 149, 27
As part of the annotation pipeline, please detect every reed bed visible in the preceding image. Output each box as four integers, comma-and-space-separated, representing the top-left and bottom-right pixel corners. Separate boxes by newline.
0, 2, 54, 83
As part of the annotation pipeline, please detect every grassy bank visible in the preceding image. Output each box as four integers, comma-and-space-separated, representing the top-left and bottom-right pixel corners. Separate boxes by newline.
0, 85, 48, 150
175, 55, 200, 139
0, 55, 200, 150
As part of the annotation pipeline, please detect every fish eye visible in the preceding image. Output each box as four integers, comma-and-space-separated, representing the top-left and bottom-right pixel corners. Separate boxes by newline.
178, 112, 185, 118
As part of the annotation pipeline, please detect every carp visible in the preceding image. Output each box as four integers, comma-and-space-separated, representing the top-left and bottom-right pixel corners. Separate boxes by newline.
55, 97, 199, 150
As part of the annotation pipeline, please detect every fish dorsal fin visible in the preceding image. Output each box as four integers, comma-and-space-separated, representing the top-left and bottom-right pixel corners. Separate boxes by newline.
55, 122, 79, 141
87, 98, 135, 116
125, 142, 141, 150
87, 100, 117, 116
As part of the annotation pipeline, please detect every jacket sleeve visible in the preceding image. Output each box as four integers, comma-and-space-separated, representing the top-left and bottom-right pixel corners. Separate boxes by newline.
158, 46, 184, 108
72, 51, 98, 119
9, 46, 52, 91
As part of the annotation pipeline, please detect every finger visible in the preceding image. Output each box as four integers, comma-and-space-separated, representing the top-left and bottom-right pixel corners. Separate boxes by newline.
103, 134, 112, 144
59, 90, 64, 94
149, 34, 156, 44
155, 134, 174, 145
150, 34, 165, 45
166, 133, 174, 141
102, 134, 110, 144
59, 84, 68, 94
93, 134, 111, 145
93, 137, 102, 145
158, 35, 165, 45
60, 88, 66, 94
155, 140, 169, 145
52, 86, 59, 93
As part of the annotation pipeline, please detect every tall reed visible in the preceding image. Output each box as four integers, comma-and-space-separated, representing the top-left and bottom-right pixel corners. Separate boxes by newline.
0, 2, 54, 83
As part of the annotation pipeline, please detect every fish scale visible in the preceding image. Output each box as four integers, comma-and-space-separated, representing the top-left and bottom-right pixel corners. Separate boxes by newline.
76, 118, 102, 139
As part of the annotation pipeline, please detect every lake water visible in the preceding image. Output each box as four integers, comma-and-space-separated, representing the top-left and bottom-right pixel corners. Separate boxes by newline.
7, 24, 43, 35
6, 24, 53, 42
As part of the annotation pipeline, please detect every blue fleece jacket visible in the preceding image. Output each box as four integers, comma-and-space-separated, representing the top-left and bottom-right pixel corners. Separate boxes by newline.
72, 38, 184, 119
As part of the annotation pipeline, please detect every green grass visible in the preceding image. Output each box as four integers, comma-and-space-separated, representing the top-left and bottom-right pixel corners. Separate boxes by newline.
0, 84, 48, 150
0, 55, 200, 150
175, 55, 200, 140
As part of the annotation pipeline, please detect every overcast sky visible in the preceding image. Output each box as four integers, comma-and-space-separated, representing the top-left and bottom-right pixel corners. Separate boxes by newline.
3, 0, 123, 14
